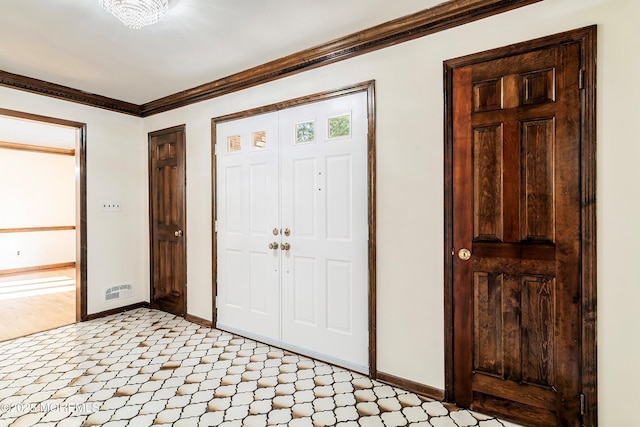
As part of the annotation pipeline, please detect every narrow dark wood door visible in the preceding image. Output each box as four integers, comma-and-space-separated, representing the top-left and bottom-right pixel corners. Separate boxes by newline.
451, 44, 582, 426
149, 125, 186, 317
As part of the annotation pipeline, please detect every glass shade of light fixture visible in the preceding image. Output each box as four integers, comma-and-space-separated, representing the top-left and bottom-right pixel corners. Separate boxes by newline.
99, 0, 168, 29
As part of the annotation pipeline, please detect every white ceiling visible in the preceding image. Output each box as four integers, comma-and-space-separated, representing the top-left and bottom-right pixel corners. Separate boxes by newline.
0, 0, 444, 105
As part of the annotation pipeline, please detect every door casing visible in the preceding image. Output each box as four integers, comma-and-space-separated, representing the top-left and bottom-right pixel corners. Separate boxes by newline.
443, 26, 597, 426
212, 81, 377, 376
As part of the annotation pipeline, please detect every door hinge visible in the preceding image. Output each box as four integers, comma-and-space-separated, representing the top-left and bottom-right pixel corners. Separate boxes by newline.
214, 220, 218, 232
580, 392, 585, 416
579, 69, 585, 90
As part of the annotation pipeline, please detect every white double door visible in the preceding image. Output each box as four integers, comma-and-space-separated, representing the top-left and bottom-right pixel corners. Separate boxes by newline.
216, 92, 369, 371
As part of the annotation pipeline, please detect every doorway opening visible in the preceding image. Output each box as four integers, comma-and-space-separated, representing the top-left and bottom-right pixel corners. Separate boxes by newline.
0, 108, 87, 341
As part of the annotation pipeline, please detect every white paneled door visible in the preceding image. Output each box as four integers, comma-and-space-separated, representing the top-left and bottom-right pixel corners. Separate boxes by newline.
216, 112, 281, 342
216, 92, 369, 372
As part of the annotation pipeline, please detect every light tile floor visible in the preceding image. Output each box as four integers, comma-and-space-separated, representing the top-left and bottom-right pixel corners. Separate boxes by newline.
0, 309, 526, 427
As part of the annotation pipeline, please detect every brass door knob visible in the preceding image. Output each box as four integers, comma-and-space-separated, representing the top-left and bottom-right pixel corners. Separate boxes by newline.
283, 228, 291, 236
281, 243, 290, 251
458, 248, 471, 260
174, 230, 183, 237
272, 228, 279, 236
268, 242, 279, 250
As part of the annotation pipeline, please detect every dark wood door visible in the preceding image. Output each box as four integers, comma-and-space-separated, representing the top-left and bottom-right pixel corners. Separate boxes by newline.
450, 44, 582, 426
149, 125, 186, 317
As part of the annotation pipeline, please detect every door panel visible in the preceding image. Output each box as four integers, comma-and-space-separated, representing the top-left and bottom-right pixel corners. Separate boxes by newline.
216, 112, 281, 341
149, 126, 186, 317
451, 43, 582, 426
292, 256, 316, 325
280, 92, 368, 371
292, 158, 317, 238
225, 249, 244, 308
326, 260, 352, 333
522, 119, 555, 241
326, 155, 352, 240
473, 125, 503, 241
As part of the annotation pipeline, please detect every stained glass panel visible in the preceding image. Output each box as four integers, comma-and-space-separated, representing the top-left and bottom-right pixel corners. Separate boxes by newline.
295, 121, 315, 143
328, 114, 351, 139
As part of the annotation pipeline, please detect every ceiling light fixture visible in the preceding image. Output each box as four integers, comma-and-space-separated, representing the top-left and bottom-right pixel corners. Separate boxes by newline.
99, 0, 169, 29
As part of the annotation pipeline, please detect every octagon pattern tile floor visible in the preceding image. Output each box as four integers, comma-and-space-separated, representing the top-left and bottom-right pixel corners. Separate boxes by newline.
0, 309, 525, 426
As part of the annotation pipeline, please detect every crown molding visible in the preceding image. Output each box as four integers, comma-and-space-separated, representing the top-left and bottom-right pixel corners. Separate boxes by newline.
0, 70, 141, 116
140, 0, 541, 116
0, 0, 541, 117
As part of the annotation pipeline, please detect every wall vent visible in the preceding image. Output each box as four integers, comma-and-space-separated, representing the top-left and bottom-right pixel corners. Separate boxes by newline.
105, 284, 133, 301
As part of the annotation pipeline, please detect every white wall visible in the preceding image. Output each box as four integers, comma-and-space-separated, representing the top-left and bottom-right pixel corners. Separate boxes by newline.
0, 230, 75, 270
0, 150, 75, 228
0, 148, 76, 270
143, 0, 639, 425
0, 87, 149, 314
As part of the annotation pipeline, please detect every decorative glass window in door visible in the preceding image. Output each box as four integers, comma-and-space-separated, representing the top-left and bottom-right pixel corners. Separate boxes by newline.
227, 135, 241, 153
295, 120, 315, 144
252, 131, 267, 149
327, 113, 351, 139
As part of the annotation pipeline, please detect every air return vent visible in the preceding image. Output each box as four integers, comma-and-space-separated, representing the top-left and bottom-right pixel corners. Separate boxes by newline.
105, 284, 133, 301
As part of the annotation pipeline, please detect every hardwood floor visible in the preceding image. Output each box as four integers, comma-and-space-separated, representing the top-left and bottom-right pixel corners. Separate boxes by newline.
0, 267, 76, 342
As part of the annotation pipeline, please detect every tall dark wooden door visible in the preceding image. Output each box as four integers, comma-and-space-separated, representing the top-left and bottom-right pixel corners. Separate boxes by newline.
149, 125, 186, 317
446, 30, 595, 427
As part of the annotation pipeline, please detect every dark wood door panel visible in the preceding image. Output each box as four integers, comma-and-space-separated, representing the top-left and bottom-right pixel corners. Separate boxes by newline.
472, 124, 504, 241
473, 392, 557, 427
473, 373, 556, 410
449, 38, 586, 427
521, 118, 556, 242
149, 125, 187, 317
471, 103, 556, 126
472, 241, 555, 259
471, 48, 556, 87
